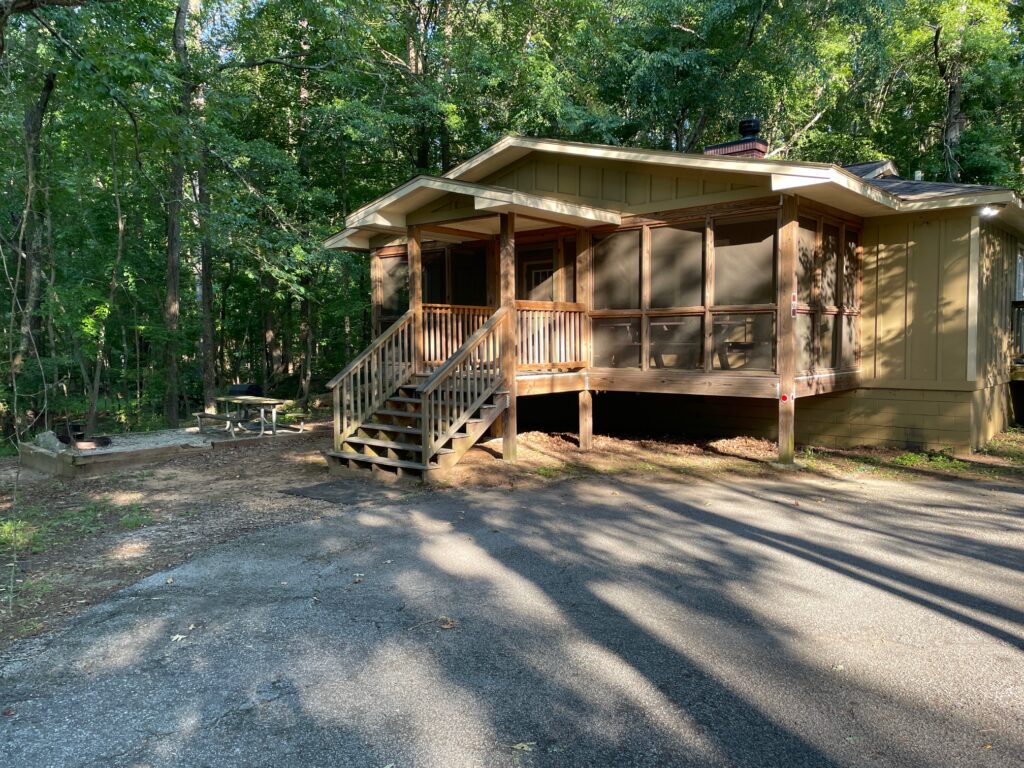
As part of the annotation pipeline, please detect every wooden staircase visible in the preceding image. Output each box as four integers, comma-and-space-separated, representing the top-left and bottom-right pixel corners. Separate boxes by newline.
323, 306, 511, 482
324, 375, 507, 480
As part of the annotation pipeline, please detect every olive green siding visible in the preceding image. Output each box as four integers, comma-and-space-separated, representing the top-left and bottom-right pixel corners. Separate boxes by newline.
860, 211, 975, 387
978, 222, 1016, 388
481, 150, 770, 213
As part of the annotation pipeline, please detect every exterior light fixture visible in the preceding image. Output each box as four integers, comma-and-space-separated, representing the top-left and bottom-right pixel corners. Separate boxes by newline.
980, 204, 1005, 218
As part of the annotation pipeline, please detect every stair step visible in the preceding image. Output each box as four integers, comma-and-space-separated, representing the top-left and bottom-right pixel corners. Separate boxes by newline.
360, 422, 422, 435
375, 408, 422, 419
325, 451, 426, 472
344, 436, 452, 455
389, 395, 501, 408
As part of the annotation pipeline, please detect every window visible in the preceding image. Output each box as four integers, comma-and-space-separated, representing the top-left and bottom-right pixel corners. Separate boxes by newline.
593, 230, 641, 309
650, 225, 703, 308
593, 317, 641, 368
714, 217, 776, 305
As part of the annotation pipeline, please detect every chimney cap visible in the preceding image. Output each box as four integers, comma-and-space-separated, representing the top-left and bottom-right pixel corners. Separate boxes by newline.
738, 118, 761, 139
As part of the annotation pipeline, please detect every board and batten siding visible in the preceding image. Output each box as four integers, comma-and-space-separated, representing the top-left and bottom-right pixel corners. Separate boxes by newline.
860, 212, 975, 387
978, 221, 1016, 388
478, 151, 770, 214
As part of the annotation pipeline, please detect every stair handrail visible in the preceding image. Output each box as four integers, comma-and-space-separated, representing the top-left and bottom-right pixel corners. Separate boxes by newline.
416, 306, 509, 462
328, 310, 415, 447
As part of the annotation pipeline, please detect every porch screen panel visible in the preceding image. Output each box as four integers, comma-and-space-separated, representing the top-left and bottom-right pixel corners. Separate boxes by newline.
650, 225, 703, 308
821, 223, 840, 307
451, 245, 488, 306
649, 316, 702, 369
840, 314, 857, 368
796, 218, 817, 305
563, 238, 576, 302
842, 230, 859, 307
713, 218, 776, 305
423, 251, 446, 303
381, 256, 409, 320
795, 313, 814, 372
593, 317, 641, 368
818, 314, 835, 368
593, 230, 641, 309
711, 313, 775, 371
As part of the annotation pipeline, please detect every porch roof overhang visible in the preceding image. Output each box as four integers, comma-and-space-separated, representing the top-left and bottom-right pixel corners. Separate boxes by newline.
324, 176, 621, 251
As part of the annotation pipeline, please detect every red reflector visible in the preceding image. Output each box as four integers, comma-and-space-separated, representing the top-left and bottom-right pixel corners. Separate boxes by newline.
781, 394, 789, 402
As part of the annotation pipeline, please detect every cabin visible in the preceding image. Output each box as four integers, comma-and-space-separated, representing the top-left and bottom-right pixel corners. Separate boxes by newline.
323, 125, 1024, 479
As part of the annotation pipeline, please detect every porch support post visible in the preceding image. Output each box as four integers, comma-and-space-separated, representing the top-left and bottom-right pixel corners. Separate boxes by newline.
370, 248, 383, 336
408, 225, 424, 374
500, 212, 517, 460
777, 196, 798, 463
578, 390, 593, 450
576, 229, 593, 450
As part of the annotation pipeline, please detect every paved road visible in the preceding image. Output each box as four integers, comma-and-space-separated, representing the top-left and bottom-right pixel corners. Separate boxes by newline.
2, 472, 1023, 767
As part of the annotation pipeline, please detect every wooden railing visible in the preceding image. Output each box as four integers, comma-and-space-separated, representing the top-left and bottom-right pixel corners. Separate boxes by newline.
515, 300, 587, 371
327, 311, 415, 448
417, 307, 509, 462
423, 304, 494, 367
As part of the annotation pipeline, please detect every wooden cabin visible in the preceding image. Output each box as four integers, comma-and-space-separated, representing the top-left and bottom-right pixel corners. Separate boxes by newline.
323, 128, 1024, 479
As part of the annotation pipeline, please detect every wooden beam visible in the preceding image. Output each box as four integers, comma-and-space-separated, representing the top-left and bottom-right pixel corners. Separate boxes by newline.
777, 196, 799, 463
585, 370, 779, 398
578, 390, 593, 450
500, 212, 518, 461
408, 225, 424, 374
420, 223, 495, 242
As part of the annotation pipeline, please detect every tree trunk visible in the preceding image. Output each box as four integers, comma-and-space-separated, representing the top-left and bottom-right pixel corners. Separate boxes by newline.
86, 127, 126, 436
163, 0, 194, 427
196, 153, 217, 412
13, 70, 56, 376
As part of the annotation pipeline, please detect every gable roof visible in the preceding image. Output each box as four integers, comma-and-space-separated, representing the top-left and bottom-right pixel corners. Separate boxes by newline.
843, 160, 899, 180
326, 135, 1024, 250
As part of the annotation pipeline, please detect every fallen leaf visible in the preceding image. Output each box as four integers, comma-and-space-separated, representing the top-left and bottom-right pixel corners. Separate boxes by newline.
982, 744, 993, 750
165, 577, 174, 585
170, 634, 186, 642
438, 616, 457, 630
510, 742, 536, 752
2, 708, 15, 717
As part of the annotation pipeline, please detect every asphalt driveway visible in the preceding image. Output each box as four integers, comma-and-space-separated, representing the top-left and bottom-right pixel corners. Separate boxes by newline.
2, 472, 1022, 767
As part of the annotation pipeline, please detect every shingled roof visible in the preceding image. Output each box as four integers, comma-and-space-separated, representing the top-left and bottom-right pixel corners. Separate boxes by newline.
864, 176, 1009, 201
842, 159, 1010, 201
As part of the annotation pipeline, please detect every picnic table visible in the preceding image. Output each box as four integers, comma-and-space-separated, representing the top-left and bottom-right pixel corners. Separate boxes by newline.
215, 395, 288, 436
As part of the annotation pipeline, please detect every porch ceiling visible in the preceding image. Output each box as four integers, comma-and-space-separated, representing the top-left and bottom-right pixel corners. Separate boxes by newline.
324, 176, 621, 251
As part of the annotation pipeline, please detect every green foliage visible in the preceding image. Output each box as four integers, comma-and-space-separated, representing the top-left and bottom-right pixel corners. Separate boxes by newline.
1, 0, 1022, 436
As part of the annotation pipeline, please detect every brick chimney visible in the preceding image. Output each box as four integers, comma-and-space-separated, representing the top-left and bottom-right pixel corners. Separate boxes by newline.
703, 118, 768, 159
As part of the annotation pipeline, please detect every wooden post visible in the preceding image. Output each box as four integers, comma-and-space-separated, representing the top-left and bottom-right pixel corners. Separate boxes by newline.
578, 389, 593, 450
370, 249, 383, 336
777, 196, 798, 463
500, 213, 517, 460
576, 230, 592, 367
408, 225, 424, 374
703, 216, 715, 372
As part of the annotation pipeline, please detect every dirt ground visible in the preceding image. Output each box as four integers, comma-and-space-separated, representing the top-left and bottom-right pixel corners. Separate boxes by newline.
2, 426, 1023, 650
